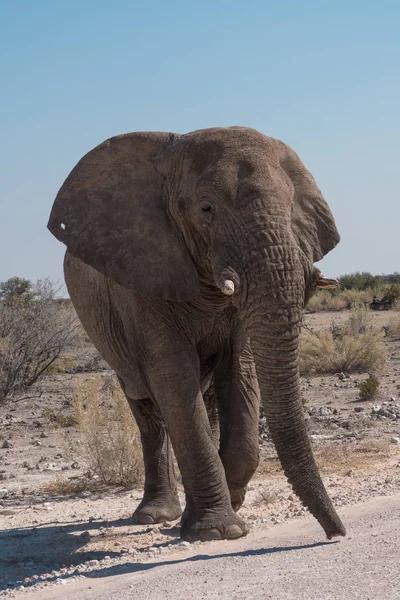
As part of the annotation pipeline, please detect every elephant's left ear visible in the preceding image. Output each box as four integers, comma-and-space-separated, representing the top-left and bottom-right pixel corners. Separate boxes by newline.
48, 132, 200, 301
278, 143, 340, 263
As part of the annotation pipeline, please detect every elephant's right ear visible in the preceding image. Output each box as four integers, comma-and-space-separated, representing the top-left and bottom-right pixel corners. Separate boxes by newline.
48, 132, 199, 301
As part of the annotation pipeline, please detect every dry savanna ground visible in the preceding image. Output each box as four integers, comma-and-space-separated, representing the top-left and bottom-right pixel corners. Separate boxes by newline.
1, 307, 400, 596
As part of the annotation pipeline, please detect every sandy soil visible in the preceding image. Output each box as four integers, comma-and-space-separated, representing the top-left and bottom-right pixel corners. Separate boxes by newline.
1, 309, 400, 597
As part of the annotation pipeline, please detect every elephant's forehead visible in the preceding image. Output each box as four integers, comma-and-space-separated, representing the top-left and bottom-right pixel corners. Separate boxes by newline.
179, 127, 281, 168
177, 140, 286, 201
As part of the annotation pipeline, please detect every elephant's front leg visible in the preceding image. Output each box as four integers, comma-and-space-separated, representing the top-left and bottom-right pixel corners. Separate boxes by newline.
120, 384, 182, 524
147, 347, 248, 542
215, 340, 260, 511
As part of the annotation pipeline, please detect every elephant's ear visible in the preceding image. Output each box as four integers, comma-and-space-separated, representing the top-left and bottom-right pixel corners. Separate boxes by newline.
278, 143, 340, 262
48, 132, 199, 301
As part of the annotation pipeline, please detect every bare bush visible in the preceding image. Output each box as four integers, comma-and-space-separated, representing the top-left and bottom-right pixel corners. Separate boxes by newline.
300, 308, 387, 375
73, 375, 144, 488
0, 279, 79, 402
252, 488, 278, 508
387, 315, 400, 340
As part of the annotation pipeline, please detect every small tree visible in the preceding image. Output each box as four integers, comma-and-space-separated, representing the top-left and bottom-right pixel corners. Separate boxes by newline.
0, 278, 79, 402
381, 284, 400, 308
0, 277, 33, 305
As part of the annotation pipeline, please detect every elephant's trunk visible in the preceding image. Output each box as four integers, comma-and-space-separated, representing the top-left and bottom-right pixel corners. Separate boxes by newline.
242, 240, 345, 538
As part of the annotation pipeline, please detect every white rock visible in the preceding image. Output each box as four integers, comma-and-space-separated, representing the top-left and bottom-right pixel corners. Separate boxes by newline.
390, 437, 400, 444
78, 491, 91, 499
87, 559, 99, 567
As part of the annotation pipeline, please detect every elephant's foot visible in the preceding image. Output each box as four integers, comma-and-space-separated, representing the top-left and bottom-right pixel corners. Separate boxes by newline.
133, 493, 182, 524
229, 486, 247, 512
180, 508, 248, 542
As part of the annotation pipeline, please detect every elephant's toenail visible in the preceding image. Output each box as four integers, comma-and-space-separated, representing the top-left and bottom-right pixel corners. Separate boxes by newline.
136, 514, 155, 524
201, 528, 223, 541
226, 524, 247, 539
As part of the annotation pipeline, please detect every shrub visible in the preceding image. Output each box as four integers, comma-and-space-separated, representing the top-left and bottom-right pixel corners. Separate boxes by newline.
45, 357, 79, 375
339, 272, 380, 291
41, 407, 56, 420
252, 489, 278, 507
381, 284, 400, 308
306, 291, 347, 312
340, 288, 375, 307
300, 308, 387, 375
41, 406, 78, 428
42, 475, 96, 496
306, 281, 400, 313
358, 375, 380, 400
73, 375, 144, 487
387, 315, 400, 341
0, 278, 79, 402
0, 277, 33, 304
305, 287, 392, 313
344, 306, 374, 335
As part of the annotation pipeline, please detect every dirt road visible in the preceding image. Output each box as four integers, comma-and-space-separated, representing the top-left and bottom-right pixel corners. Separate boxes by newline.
21, 494, 400, 600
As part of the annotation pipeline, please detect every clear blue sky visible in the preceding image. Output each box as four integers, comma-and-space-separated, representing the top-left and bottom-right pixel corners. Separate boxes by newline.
1, 0, 399, 288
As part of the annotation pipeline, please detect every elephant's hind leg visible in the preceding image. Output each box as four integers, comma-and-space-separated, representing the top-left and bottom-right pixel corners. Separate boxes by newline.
120, 382, 182, 524
203, 383, 220, 448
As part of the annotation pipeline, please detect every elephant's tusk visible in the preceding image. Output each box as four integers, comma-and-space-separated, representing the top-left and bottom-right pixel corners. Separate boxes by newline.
221, 280, 235, 295
316, 276, 339, 289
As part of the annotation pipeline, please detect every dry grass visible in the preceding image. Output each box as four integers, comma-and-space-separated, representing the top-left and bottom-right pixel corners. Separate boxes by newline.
42, 475, 97, 496
387, 315, 400, 340
306, 291, 347, 312
300, 308, 387, 375
41, 407, 78, 428
316, 440, 391, 474
251, 488, 279, 507
306, 287, 391, 313
45, 357, 79, 375
256, 456, 282, 476
73, 375, 144, 488
256, 437, 391, 479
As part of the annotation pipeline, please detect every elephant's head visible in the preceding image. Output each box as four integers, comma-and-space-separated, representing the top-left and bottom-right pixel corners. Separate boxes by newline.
48, 127, 344, 538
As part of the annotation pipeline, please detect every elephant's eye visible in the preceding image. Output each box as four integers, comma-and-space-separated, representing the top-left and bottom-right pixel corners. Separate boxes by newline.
198, 201, 214, 225
199, 201, 213, 215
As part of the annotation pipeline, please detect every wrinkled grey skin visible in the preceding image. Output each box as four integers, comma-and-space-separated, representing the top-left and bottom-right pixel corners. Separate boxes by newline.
48, 126, 345, 542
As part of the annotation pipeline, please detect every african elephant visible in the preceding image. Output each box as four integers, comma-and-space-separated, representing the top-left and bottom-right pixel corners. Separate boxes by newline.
48, 126, 346, 542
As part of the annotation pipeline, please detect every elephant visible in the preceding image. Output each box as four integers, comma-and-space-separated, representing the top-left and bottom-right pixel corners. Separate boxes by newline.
47, 126, 346, 542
